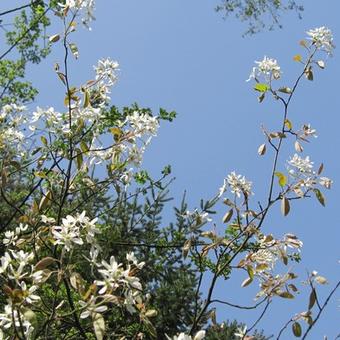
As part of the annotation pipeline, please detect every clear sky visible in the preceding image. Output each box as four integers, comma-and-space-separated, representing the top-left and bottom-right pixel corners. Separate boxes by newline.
25, 1, 340, 338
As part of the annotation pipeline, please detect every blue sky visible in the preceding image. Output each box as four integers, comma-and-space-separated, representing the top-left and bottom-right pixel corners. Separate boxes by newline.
24, 1, 340, 338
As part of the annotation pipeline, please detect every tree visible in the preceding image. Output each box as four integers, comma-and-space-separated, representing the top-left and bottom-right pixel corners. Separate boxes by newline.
0, 2, 338, 340
215, 0, 304, 35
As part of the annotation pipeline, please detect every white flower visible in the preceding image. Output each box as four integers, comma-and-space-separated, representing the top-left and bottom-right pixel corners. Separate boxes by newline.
288, 154, 314, 174
127, 112, 159, 138
126, 252, 145, 269
19, 282, 40, 304
94, 58, 119, 86
59, 0, 96, 28
247, 56, 281, 82
79, 296, 108, 319
302, 124, 317, 138
227, 171, 253, 198
306, 26, 335, 55
319, 177, 333, 189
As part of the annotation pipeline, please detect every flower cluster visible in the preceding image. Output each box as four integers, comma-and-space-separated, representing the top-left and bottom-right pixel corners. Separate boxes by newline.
307, 26, 335, 55
0, 104, 26, 153
59, 0, 96, 28
287, 154, 333, 191
288, 154, 314, 174
94, 58, 119, 86
247, 56, 281, 82
51, 211, 100, 253
226, 171, 253, 198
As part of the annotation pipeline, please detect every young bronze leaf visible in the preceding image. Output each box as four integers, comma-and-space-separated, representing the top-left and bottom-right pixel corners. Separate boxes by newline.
35, 257, 56, 271
182, 238, 192, 259
222, 209, 233, 223
241, 277, 253, 287
308, 288, 317, 310
281, 196, 290, 216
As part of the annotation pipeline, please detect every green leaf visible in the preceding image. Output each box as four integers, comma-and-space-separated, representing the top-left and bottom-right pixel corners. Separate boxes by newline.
40, 136, 48, 146
313, 188, 325, 206
284, 119, 293, 130
275, 172, 287, 187
292, 322, 302, 337
278, 87, 292, 94
254, 83, 269, 92
69, 43, 79, 59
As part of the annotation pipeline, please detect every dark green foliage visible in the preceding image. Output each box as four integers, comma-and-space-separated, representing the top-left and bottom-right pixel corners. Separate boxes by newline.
206, 320, 270, 339
216, 0, 303, 35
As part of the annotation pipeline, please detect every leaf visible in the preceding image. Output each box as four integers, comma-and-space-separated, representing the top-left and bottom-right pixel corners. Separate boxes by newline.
182, 238, 192, 259
278, 87, 292, 94
293, 54, 302, 62
41, 136, 48, 146
258, 92, 265, 103
257, 143, 266, 156
254, 83, 269, 92
83, 89, 90, 108
76, 149, 83, 170
305, 66, 313, 81
35, 257, 56, 270
80, 141, 89, 153
275, 172, 287, 187
284, 119, 293, 130
69, 43, 79, 59
317, 163, 324, 175
49, 34, 60, 43
292, 322, 302, 337
145, 309, 158, 318
277, 291, 294, 299
313, 188, 325, 207
57, 72, 66, 85
308, 288, 317, 310
281, 196, 290, 216
222, 209, 233, 223
39, 190, 52, 211
295, 140, 303, 153
241, 276, 253, 287
92, 313, 105, 340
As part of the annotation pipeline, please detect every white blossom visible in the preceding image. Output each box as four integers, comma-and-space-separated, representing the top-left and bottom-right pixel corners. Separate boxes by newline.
288, 154, 314, 174
247, 56, 281, 82
307, 26, 335, 55
127, 112, 159, 137
59, 0, 96, 28
227, 171, 253, 198
319, 177, 333, 189
94, 58, 119, 86
79, 296, 108, 319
